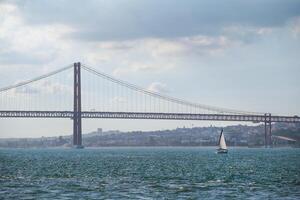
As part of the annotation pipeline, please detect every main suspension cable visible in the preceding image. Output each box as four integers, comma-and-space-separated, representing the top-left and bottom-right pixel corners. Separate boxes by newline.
0, 64, 73, 93
81, 64, 262, 115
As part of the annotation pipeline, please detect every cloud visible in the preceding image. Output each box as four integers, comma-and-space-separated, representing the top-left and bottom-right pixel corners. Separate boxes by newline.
147, 82, 169, 94
109, 34, 243, 76
7, 80, 72, 96
111, 96, 127, 104
10, 0, 300, 41
0, 2, 73, 66
13, 85, 39, 94
222, 26, 275, 44
289, 16, 300, 38
1, 0, 298, 74
40, 80, 72, 95
112, 59, 176, 77
96, 42, 135, 51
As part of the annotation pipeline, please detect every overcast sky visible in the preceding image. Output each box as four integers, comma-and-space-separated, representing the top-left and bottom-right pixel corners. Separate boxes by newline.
0, 0, 300, 138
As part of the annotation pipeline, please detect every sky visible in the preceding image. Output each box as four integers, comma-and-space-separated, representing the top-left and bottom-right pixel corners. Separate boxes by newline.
0, 0, 300, 138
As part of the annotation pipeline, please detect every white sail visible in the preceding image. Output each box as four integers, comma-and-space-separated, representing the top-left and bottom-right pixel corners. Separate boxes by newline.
219, 132, 227, 150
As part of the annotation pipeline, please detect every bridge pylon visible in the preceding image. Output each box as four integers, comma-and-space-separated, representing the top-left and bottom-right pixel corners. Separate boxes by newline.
73, 62, 83, 148
264, 113, 272, 148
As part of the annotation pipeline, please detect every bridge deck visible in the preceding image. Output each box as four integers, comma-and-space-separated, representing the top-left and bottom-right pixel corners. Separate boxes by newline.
0, 111, 299, 123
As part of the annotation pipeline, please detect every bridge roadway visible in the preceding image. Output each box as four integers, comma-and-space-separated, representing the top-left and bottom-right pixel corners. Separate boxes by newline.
0, 110, 299, 123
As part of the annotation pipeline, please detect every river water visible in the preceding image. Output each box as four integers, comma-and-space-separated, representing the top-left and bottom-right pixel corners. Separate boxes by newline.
0, 147, 299, 199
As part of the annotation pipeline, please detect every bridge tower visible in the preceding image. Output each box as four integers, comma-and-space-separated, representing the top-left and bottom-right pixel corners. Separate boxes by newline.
264, 113, 272, 148
73, 62, 83, 148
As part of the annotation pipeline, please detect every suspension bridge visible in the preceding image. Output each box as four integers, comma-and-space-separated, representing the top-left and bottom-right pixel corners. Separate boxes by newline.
0, 62, 299, 148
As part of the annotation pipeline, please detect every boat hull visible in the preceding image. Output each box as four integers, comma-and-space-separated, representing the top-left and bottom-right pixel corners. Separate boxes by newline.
73, 145, 84, 149
217, 148, 228, 154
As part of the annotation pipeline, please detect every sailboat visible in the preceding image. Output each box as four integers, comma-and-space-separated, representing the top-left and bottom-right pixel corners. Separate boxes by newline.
217, 129, 228, 154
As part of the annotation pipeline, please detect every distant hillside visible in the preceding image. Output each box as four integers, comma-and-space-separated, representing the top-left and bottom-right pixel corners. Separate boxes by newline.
0, 123, 299, 148
273, 129, 300, 141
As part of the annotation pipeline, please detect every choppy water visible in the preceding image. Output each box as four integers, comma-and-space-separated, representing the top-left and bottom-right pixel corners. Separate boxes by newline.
0, 147, 299, 199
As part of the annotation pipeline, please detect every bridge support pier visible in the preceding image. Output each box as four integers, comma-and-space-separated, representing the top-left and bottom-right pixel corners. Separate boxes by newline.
264, 113, 272, 148
73, 62, 83, 148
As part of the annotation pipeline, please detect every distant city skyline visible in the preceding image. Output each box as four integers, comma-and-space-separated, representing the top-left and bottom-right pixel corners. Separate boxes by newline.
0, 0, 300, 138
